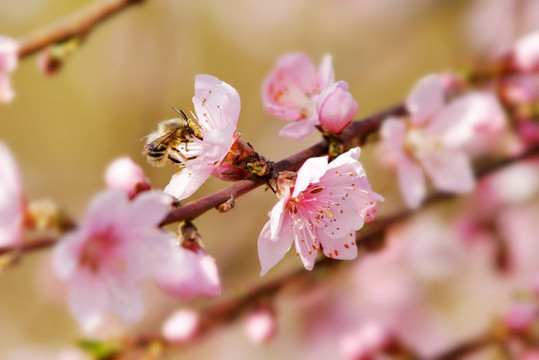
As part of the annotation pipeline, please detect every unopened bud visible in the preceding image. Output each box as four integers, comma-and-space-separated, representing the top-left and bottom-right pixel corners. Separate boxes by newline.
105, 157, 151, 199
244, 306, 277, 345
161, 309, 200, 343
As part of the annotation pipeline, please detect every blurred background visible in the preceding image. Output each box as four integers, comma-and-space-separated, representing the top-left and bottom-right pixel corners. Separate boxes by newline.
1, 0, 539, 359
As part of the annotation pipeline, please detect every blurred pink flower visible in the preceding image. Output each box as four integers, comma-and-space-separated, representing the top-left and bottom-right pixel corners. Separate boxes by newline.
379, 74, 506, 208
161, 309, 200, 343
104, 156, 150, 198
262, 53, 357, 140
502, 302, 537, 333
0, 141, 25, 247
52, 190, 172, 332
154, 240, 221, 300
258, 147, 383, 275
244, 306, 277, 344
0, 36, 18, 103
513, 31, 539, 72
164, 74, 240, 200
340, 322, 394, 360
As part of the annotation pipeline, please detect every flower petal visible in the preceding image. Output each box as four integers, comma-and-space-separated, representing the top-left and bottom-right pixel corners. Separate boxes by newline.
193, 74, 240, 130
318, 54, 335, 90
292, 155, 329, 197
278, 117, 318, 141
421, 149, 476, 193
406, 74, 445, 126
164, 162, 214, 201
320, 232, 358, 260
318, 80, 358, 134
397, 155, 426, 209
258, 221, 294, 276
67, 270, 108, 333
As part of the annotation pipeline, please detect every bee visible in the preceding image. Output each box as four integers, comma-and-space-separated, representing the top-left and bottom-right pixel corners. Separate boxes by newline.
142, 108, 203, 167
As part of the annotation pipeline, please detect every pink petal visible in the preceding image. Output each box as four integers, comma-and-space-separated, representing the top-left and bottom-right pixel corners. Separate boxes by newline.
0, 36, 18, 73
0, 75, 15, 103
155, 242, 221, 300
380, 117, 406, 153
406, 74, 444, 126
119, 190, 171, 232
82, 190, 128, 236
269, 196, 288, 239
320, 232, 358, 260
292, 155, 328, 197
318, 81, 358, 134
67, 270, 108, 333
421, 149, 475, 193
105, 277, 144, 324
326, 146, 362, 170
397, 155, 426, 209
426, 92, 506, 149
262, 52, 319, 121
245, 307, 277, 344
0, 141, 24, 246
52, 232, 83, 279
293, 228, 319, 271
202, 124, 237, 162
193, 74, 240, 130
278, 116, 318, 141
258, 221, 294, 276
317, 54, 335, 90
164, 162, 214, 200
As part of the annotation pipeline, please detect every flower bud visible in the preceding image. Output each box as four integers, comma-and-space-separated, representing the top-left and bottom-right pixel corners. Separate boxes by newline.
104, 157, 150, 198
502, 302, 537, 333
161, 309, 200, 343
318, 81, 358, 135
244, 306, 277, 345
513, 32, 539, 72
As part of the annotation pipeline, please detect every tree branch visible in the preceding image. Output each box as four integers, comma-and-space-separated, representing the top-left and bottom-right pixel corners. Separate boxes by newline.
17, 0, 145, 58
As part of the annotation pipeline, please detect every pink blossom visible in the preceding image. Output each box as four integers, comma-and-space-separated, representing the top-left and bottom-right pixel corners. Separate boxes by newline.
52, 190, 172, 332
262, 53, 357, 140
340, 322, 394, 360
154, 240, 221, 300
164, 74, 240, 200
258, 147, 383, 275
0, 36, 18, 104
0, 141, 25, 247
379, 74, 506, 209
244, 306, 277, 344
513, 31, 539, 72
104, 156, 150, 198
502, 302, 537, 333
161, 309, 200, 343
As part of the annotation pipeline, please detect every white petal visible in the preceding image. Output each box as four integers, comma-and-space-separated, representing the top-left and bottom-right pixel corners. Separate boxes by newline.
321, 232, 358, 260
68, 271, 108, 333
269, 196, 288, 239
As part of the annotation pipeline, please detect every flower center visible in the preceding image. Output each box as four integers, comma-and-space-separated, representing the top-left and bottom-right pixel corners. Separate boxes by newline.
79, 234, 119, 274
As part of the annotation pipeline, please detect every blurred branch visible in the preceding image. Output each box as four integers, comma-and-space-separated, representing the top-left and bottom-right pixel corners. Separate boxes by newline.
122, 145, 539, 356
17, 0, 145, 58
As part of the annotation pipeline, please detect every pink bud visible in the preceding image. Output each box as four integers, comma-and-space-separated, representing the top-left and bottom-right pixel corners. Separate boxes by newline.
161, 309, 200, 343
500, 76, 539, 105
513, 32, 539, 72
104, 157, 150, 198
318, 81, 358, 135
503, 303, 536, 333
244, 307, 277, 344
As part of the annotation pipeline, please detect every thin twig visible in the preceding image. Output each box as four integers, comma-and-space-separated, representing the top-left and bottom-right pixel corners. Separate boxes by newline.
17, 0, 145, 58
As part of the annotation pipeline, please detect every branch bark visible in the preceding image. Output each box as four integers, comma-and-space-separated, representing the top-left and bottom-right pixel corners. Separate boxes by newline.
17, 0, 145, 58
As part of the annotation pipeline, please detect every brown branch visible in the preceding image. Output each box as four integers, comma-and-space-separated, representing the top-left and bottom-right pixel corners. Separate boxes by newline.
160, 103, 406, 225
17, 0, 145, 58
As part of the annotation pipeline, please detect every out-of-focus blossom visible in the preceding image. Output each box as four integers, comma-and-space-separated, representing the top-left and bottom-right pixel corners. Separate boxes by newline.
258, 147, 383, 275
522, 351, 539, 360
52, 190, 172, 332
0, 141, 25, 247
513, 32, 539, 72
0, 36, 18, 103
105, 157, 150, 198
340, 322, 394, 360
379, 74, 506, 208
154, 240, 221, 300
500, 76, 539, 105
262, 53, 357, 140
502, 302, 537, 333
164, 74, 241, 200
244, 306, 277, 344
161, 309, 200, 343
